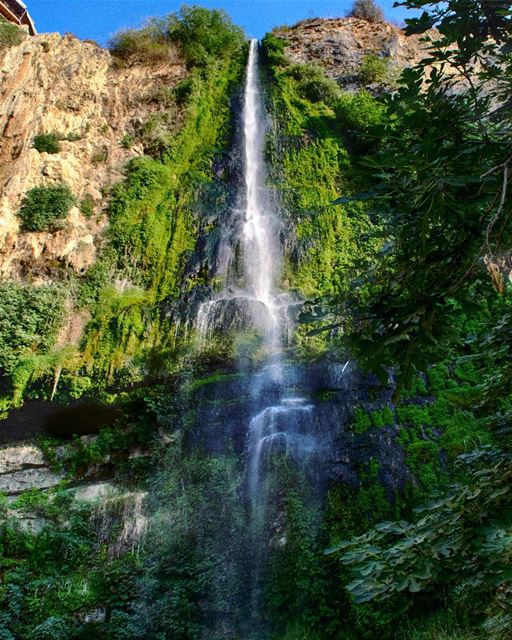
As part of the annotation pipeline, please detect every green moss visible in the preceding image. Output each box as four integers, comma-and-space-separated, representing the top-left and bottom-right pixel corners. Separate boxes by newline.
78, 55, 244, 384
187, 371, 245, 392
370, 406, 395, 427
396, 404, 432, 427
351, 407, 373, 434
79, 196, 95, 218
314, 389, 338, 402
262, 50, 383, 358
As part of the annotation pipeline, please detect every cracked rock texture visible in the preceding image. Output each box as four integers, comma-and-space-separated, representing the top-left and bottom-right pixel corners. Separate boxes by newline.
0, 32, 186, 282
278, 17, 430, 87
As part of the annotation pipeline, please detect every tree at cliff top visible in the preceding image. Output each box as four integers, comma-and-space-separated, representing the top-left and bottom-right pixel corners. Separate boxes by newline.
109, 5, 244, 68
348, 0, 385, 22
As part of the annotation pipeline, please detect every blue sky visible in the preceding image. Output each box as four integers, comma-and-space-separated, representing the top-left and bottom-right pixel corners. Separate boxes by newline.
28, 1, 420, 44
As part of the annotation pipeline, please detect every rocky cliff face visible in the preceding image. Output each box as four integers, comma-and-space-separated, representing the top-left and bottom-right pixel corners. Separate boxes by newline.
278, 17, 429, 87
0, 19, 427, 285
0, 33, 186, 281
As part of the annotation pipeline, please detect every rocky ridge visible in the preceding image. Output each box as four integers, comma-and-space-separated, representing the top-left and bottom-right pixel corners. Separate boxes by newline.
0, 32, 186, 282
278, 17, 430, 87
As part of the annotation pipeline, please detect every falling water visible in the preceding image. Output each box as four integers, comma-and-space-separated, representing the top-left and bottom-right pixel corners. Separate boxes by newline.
193, 40, 342, 635
197, 40, 320, 509
196, 39, 294, 354
241, 38, 282, 354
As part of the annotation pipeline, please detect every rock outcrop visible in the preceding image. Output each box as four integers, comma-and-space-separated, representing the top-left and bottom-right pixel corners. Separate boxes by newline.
278, 17, 429, 87
0, 32, 186, 281
0, 442, 63, 494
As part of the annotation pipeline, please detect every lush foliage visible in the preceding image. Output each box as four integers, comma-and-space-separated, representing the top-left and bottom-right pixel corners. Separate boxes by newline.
109, 5, 245, 68
318, 3, 512, 638
330, 448, 512, 603
32, 134, 61, 154
0, 282, 66, 405
337, 0, 512, 384
0, 19, 24, 47
17, 184, 75, 232
79, 54, 243, 382
261, 31, 384, 357
358, 53, 388, 84
166, 5, 245, 68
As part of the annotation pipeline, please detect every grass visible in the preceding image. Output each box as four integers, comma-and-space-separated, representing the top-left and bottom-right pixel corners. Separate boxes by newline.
0, 19, 24, 47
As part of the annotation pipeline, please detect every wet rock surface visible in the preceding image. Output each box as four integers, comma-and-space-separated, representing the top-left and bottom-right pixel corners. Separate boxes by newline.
186, 361, 410, 495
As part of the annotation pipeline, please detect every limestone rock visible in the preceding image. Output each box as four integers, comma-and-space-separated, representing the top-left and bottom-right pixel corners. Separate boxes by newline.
0, 443, 45, 473
74, 482, 114, 502
278, 17, 432, 88
0, 32, 187, 282
0, 467, 64, 494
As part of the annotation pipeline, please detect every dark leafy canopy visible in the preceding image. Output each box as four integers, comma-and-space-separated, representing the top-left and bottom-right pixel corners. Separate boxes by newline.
340, 0, 512, 384
328, 448, 512, 603
324, 0, 512, 632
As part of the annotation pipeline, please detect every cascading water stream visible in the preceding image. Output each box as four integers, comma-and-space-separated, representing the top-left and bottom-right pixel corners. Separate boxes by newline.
241, 39, 281, 355
197, 40, 319, 512
191, 40, 346, 636
196, 39, 294, 355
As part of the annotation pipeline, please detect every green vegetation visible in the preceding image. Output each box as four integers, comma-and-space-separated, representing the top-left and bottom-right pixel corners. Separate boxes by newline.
338, 1, 512, 386
0, 282, 66, 404
79, 196, 95, 218
120, 133, 135, 149
262, 31, 384, 357
91, 148, 108, 164
262, 3, 512, 638
358, 53, 388, 84
32, 133, 61, 154
109, 5, 245, 68
166, 5, 245, 68
317, 3, 512, 638
1, 3, 511, 640
109, 22, 172, 63
17, 184, 75, 232
6, 7, 247, 391
0, 18, 24, 47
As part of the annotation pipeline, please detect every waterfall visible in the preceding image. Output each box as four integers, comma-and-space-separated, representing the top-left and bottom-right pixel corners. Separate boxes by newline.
196, 40, 321, 511
196, 39, 294, 354
190, 40, 348, 636
241, 39, 281, 354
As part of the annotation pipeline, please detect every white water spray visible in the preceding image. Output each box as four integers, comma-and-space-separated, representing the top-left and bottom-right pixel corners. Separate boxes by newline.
241, 39, 282, 352
196, 39, 292, 355
197, 41, 318, 510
